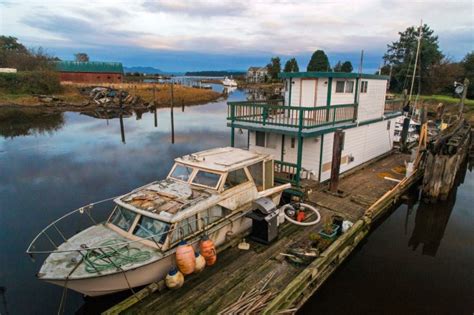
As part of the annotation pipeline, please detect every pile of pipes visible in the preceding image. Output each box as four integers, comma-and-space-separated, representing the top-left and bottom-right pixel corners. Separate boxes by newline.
218, 271, 290, 315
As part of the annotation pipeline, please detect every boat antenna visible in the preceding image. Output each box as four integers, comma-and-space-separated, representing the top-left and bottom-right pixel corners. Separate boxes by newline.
409, 19, 423, 117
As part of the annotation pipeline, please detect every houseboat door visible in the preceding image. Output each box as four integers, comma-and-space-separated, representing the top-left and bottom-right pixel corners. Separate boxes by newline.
300, 79, 318, 120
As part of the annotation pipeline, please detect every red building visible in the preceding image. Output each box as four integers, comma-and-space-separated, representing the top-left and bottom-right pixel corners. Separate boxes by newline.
56, 61, 124, 83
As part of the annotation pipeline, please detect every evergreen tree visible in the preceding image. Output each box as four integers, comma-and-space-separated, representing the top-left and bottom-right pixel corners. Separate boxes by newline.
74, 53, 89, 62
383, 24, 443, 93
333, 61, 342, 72
307, 50, 331, 71
283, 58, 299, 72
461, 51, 474, 98
341, 61, 353, 73
267, 56, 281, 81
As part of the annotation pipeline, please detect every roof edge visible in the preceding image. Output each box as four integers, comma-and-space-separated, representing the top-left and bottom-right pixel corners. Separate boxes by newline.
279, 71, 389, 80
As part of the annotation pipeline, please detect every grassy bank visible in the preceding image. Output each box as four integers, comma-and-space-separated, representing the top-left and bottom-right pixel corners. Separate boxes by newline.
0, 82, 222, 108
417, 94, 474, 109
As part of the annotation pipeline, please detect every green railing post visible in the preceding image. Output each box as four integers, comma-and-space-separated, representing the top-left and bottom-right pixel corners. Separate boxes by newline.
295, 112, 304, 185
230, 103, 235, 147
326, 77, 332, 121
353, 78, 359, 121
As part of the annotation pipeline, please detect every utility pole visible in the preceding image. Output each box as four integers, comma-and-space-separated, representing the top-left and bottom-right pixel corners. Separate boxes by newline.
170, 82, 175, 144
153, 84, 157, 127
409, 20, 423, 103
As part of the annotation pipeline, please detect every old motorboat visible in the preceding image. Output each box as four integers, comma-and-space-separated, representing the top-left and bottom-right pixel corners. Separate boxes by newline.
393, 116, 420, 143
27, 147, 290, 296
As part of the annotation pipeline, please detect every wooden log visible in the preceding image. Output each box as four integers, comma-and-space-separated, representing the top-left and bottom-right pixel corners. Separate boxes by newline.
329, 129, 344, 192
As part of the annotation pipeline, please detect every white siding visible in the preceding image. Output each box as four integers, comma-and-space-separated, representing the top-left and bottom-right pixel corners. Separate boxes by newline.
319, 117, 397, 181
248, 131, 281, 159
289, 78, 301, 106
357, 79, 387, 121
316, 79, 328, 107
300, 79, 317, 107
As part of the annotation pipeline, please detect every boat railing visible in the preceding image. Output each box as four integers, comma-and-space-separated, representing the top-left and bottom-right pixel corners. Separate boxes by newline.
385, 98, 404, 114
26, 198, 247, 256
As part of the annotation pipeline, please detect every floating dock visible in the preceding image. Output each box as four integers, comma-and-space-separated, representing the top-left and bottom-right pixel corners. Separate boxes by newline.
104, 151, 423, 315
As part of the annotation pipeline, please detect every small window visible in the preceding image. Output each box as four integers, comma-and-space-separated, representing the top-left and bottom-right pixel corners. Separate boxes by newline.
171, 215, 198, 243
387, 120, 391, 130
200, 205, 230, 226
291, 137, 295, 148
192, 170, 221, 188
360, 81, 368, 93
345, 81, 354, 93
109, 207, 137, 232
248, 162, 263, 189
224, 168, 249, 189
335, 81, 345, 93
256, 131, 266, 147
133, 216, 170, 244
170, 164, 193, 181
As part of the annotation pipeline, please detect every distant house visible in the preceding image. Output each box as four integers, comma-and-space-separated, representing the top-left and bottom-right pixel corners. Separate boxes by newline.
56, 61, 124, 83
246, 66, 268, 83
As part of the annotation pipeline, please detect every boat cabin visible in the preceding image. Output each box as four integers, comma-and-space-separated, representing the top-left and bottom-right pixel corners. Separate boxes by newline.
227, 72, 404, 187
108, 147, 277, 251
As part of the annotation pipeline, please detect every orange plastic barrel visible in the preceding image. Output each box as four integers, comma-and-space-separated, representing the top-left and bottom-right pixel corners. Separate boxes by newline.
176, 241, 195, 275
199, 236, 217, 266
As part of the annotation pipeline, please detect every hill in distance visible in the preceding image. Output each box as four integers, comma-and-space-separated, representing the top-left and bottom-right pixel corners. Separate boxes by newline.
124, 66, 163, 74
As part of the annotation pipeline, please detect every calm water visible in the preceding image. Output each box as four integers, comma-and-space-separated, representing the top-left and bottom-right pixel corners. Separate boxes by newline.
0, 85, 473, 314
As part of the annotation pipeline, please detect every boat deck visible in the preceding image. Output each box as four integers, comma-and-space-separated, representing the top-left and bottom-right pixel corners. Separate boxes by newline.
112, 153, 411, 315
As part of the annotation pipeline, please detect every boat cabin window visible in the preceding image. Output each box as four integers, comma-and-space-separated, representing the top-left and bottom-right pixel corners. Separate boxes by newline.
248, 162, 264, 190
133, 215, 170, 245
192, 170, 221, 189
224, 168, 249, 189
170, 164, 194, 181
171, 215, 198, 243
109, 207, 137, 232
200, 205, 231, 226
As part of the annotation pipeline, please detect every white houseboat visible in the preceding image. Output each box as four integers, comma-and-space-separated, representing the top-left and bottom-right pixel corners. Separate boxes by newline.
227, 72, 403, 187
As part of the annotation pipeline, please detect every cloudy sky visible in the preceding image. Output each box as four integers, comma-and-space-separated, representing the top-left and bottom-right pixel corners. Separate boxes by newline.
1, 0, 472, 72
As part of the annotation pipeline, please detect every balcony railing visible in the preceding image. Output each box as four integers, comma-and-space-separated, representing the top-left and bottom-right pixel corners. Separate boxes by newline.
228, 101, 356, 131
384, 99, 404, 114
274, 160, 299, 185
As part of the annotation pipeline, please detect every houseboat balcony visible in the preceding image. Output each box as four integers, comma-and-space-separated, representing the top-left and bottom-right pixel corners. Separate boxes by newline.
227, 100, 357, 136
227, 100, 403, 136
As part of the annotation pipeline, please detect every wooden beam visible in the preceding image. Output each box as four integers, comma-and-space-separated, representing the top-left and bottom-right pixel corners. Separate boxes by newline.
329, 129, 344, 192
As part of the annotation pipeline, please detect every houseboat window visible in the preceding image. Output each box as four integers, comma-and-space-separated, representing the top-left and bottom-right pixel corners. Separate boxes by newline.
109, 207, 137, 232
360, 81, 368, 93
170, 164, 194, 181
248, 162, 263, 189
133, 215, 170, 244
224, 168, 249, 189
171, 215, 198, 243
256, 131, 266, 147
335, 81, 345, 93
192, 170, 221, 188
345, 81, 354, 93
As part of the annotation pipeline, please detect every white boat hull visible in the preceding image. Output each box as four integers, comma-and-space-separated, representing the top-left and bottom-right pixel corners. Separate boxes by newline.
44, 216, 252, 296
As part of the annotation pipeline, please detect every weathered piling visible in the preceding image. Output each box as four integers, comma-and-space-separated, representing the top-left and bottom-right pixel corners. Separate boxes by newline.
422, 120, 472, 202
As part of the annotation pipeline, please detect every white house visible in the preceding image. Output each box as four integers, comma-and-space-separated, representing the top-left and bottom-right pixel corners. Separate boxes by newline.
246, 67, 268, 83
228, 72, 402, 187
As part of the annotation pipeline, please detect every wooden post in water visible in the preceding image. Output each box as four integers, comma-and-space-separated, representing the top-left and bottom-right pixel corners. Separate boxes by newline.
182, 99, 185, 112
329, 129, 344, 192
170, 83, 175, 144
153, 84, 158, 127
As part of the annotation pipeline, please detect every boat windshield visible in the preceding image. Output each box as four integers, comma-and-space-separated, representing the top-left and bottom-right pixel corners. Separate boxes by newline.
192, 170, 221, 189
109, 207, 137, 232
133, 215, 170, 245
170, 164, 194, 181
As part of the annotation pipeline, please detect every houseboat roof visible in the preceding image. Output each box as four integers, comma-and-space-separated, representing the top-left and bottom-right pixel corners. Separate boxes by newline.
279, 71, 389, 80
175, 147, 269, 172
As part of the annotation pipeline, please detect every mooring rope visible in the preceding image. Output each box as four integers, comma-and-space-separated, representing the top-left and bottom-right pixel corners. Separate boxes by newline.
84, 239, 152, 273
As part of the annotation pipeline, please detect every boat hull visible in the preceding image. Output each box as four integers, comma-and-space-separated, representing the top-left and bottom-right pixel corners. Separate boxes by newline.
43, 216, 252, 296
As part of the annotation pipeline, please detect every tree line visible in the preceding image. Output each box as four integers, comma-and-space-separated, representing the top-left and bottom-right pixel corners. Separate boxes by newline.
265, 24, 473, 98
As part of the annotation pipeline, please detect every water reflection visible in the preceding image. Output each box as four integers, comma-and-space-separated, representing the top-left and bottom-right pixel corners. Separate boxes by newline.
0, 108, 65, 139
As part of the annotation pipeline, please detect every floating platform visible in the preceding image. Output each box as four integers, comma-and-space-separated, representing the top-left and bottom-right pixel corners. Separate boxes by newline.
104, 152, 422, 315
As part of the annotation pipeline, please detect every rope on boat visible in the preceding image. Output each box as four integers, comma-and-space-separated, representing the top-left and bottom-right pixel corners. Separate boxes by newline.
84, 239, 152, 273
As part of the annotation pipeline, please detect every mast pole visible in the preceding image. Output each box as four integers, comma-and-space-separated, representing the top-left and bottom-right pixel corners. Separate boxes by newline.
409, 20, 423, 103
